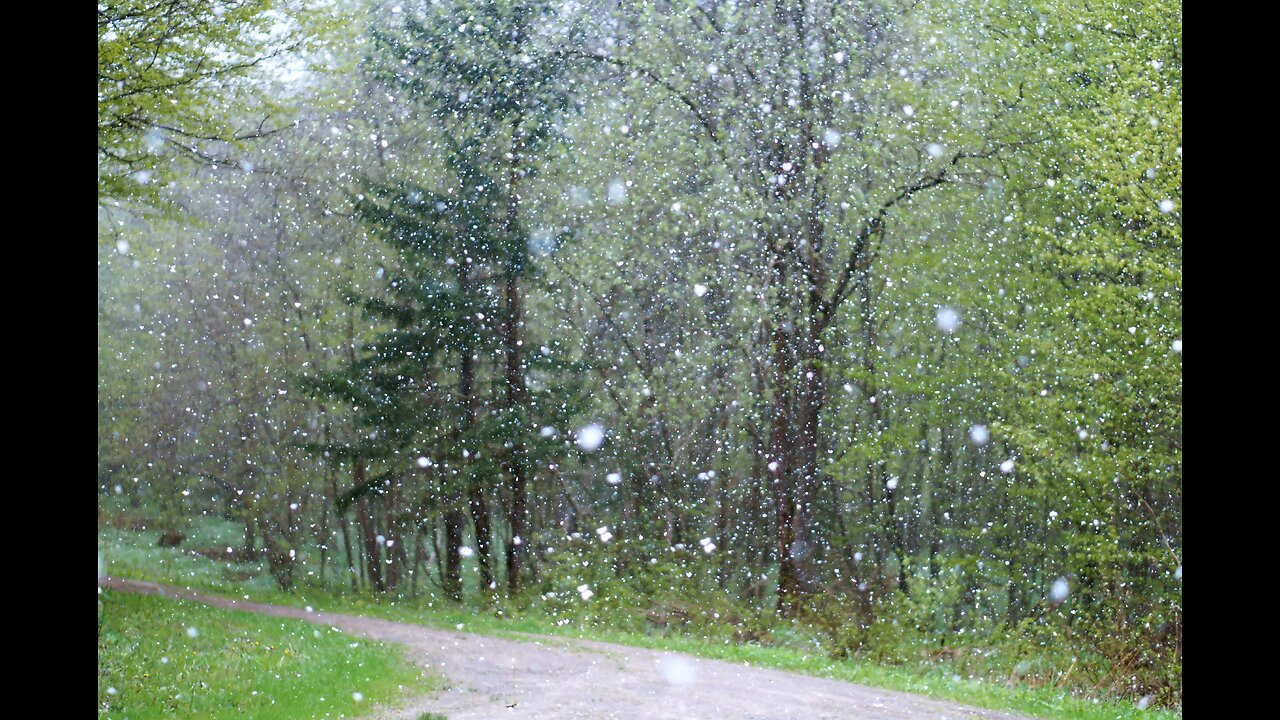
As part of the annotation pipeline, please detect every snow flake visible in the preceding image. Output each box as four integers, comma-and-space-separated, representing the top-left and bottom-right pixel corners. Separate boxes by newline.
1049, 577, 1069, 603
969, 424, 990, 446
935, 307, 960, 333
576, 423, 605, 451
607, 180, 627, 205
658, 655, 698, 686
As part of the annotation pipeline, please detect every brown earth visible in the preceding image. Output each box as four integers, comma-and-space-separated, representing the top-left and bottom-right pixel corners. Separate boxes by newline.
99, 577, 1036, 720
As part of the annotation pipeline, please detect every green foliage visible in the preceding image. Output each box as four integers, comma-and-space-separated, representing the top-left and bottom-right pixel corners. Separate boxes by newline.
102, 521, 1177, 720
97, 1, 294, 204
98, 0, 1181, 710
994, 0, 1182, 703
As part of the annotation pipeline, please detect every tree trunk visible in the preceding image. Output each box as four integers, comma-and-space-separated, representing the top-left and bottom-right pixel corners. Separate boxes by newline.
354, 459, 385, 592
468, 484, 494, 592
443, 508, 465, 601
769, 262, 805, 614
502, 277, 529, 593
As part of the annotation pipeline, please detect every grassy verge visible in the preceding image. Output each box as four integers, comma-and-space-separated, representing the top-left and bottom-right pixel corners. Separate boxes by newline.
98, 590, 435, 719
99, 519, 1177, 720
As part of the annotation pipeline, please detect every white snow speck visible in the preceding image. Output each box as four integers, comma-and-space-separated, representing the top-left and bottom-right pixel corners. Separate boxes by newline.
1049, 576, 1069, 603
607, 179, 627, 205
693, 283, 708, 297
576, 423, 605, 451
1158, 199, 1175, 213
459, 545, 475, 558
658, 655, 698, 686
935, 306, 960, 333
969, 424, 990, 446
999, 459, 1015, 474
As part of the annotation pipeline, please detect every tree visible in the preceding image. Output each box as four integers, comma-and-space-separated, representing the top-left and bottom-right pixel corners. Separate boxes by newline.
97, 0, 296, 204
365, 0, 577, 592
997, 0, 1182, 700
555, 0, 1022, 614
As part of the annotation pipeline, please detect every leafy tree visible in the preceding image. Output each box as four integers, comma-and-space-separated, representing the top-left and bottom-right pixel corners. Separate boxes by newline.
996, 0, 1182, 700
97, 0, 296, 204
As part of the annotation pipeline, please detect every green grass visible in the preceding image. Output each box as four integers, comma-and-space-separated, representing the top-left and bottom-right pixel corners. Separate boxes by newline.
97, 590, 435, 719
99, 516, 1177, 720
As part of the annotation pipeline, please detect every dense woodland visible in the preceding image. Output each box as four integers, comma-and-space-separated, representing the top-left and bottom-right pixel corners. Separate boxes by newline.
99, 0, 1182, 707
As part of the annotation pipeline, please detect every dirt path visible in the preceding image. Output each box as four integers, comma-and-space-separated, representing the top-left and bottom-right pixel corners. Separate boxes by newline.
100, 577, 1036, 720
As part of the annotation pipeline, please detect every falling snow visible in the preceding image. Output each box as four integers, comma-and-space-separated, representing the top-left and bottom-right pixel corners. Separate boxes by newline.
97, 0, 1182, 712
